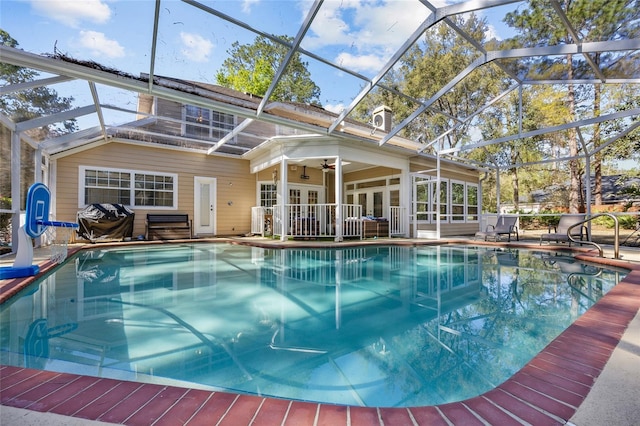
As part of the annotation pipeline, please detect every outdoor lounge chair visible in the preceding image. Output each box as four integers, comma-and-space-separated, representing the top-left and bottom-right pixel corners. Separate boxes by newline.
475, 215, 519, 242
540, 214, 588, 246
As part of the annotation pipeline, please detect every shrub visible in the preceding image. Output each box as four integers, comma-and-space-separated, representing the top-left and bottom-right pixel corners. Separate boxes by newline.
505, 209, 534, 228
591, 214, 638, 230
538, 209, 561, 228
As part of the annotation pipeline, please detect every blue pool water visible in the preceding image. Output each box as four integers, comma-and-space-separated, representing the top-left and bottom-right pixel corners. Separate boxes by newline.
0, 243, 627, 407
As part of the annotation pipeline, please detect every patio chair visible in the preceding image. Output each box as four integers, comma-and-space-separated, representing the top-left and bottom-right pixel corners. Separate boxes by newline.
475, 215, 519, 242
540, 214, 588, 246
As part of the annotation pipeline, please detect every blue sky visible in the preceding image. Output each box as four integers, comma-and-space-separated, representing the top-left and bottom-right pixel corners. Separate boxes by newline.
1, 0, 517, 115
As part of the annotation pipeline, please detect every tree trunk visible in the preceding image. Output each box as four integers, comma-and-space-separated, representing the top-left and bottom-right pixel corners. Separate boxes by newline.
593, 59, 602, 205
567, 54, 582, 214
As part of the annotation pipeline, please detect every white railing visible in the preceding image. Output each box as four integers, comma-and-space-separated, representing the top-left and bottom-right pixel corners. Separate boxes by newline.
251, 206, 274, 236
389, 206, 407, 236
255, 204, 362, 239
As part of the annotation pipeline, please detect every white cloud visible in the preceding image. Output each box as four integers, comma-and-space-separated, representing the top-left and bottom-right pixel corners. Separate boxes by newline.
180, 32, 214, 63
30, 0, 111, 28
304, 0, 430, 54
323, 103, 345, 114
242, 0, 260, 13
335, 52, 386, 73
485, 24, 502, 41
77, 30, 125, 58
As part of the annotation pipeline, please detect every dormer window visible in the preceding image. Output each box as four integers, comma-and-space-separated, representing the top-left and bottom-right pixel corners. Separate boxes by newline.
184, 105, 235, 140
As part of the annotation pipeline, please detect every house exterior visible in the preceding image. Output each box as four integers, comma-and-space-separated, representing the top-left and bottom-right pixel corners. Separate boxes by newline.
50, 77, 481, 241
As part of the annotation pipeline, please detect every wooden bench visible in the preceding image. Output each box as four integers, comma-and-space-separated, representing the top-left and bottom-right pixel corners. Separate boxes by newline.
146, 214, 192, 240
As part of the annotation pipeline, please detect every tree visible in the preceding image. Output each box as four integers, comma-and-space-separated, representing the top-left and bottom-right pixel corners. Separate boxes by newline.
215, 35, 321, 105
0, 30, 77, 216
504, 0, 640, 211
354, 13, 505, 150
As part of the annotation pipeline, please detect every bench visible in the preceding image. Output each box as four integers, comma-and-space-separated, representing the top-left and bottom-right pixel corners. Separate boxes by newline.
146, 214, 192, 240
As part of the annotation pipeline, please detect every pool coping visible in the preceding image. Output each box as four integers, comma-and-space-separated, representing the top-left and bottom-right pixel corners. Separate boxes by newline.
1, 239, 639, 425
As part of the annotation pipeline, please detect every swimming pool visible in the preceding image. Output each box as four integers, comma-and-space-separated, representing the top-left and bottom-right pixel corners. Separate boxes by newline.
0, 243, 627, 407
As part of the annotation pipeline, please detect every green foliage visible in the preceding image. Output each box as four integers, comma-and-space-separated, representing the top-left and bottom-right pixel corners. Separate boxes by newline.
594, 214, 639, 230
0, 30, 77, 133
505, 209, 534, 228
0, 196, 10, 242
354, 13, 503, 149
538, 209, 562, 228
215, 35, 321, 105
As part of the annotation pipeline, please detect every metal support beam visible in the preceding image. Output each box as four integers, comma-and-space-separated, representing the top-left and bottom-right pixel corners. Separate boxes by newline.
15, 104, 96, 132
207, 119, 254, 154
0, 75, 74, 95
257, 0, 323, 115
88, 82, 108, 141
439, 108, 640, 155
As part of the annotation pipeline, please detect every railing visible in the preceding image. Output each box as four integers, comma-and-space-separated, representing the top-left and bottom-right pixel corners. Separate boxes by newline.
568, 213, 620, 259
265, 204, 363, 239
251, 207, 273, 236
389, 206, 406, 236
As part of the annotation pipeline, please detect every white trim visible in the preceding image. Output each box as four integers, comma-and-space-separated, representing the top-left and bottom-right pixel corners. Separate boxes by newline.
194, 176, 216, 236
78, 165, 178, 209
466, 182, 480, 223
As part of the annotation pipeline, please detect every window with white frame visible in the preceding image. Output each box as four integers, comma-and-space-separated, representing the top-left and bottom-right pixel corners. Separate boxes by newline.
415, 179, 430, 221
451, 180, 465, 222
185, 105, 235, 140
412, 176, 478, 224
434, 180, 449, 223
81, 167, 177, 208
259, 183, 277, 207
466, 184, 479, 222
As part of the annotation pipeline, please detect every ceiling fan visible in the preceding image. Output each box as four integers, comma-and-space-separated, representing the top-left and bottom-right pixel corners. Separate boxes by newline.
321, 159, 335, 170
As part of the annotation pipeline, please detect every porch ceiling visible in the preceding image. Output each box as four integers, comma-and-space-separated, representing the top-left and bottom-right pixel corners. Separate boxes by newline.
1, 0, 639, 170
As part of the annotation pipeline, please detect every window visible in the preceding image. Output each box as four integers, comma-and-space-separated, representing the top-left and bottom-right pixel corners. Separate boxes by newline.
412, 176, 478, 224
81, 167, 177, 208
260, 183, 277, 207
134, 173, 174, 207
185, 105, 235, 140
451, 181, 465, 222
435, 180, 449, 223
308, 190, 318, 205
414, 179, 430, 221
466, 184, 479, 222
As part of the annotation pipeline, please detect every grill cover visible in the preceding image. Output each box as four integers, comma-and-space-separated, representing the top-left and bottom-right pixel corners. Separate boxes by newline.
77, 204, 134, 242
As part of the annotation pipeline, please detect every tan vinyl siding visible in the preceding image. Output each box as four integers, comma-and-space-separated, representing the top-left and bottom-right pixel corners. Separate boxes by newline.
344, 166, 399, 183
256, 165, 324, 186
55, 141, 255, 237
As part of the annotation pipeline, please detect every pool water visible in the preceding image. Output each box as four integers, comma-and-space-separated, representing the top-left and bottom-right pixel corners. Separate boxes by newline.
0, 243, 626, 407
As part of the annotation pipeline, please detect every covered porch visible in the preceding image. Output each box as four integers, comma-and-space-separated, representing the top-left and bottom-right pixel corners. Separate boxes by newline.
247, 138, 410, 241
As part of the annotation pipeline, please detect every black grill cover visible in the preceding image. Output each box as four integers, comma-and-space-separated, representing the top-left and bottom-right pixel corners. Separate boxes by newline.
77, 204, 134, 242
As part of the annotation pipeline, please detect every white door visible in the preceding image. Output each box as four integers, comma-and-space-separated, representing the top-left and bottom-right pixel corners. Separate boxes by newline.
194, 176, 216, 236
357, 190, 384, 217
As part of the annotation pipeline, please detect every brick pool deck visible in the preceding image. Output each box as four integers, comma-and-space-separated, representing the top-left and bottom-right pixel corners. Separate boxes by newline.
1, 239, 639, 425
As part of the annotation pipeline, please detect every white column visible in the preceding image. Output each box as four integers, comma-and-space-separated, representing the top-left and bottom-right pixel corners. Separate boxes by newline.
334, 157, 343, 242
401, 164, 410, 237
279, 159, 288, 241
436, 154, 441, 239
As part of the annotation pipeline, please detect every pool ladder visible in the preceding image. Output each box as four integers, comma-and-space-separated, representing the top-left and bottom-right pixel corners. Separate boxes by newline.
567, 213, 619, 259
